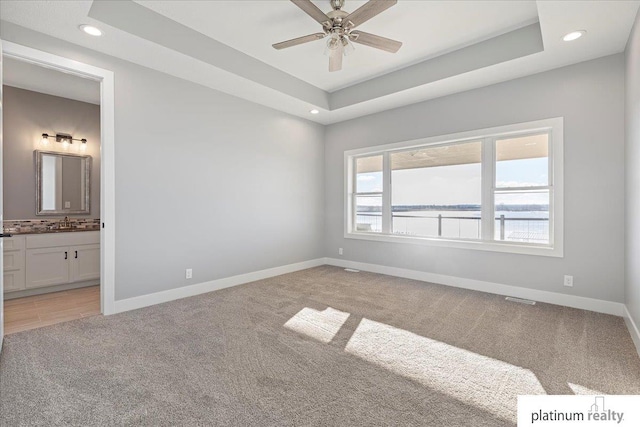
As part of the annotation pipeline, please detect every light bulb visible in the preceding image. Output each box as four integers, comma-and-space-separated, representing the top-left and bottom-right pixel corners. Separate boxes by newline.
563, 30, 586, 42
41, 134, 50, 146
62, 140, 70, 150
326, 33, 341, 51
342, 37, 355, 56
80, 140, 87, 151
79, 25, 102, 37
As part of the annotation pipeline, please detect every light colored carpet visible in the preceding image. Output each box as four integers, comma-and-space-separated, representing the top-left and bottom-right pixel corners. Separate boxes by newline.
1, 265, 639, 426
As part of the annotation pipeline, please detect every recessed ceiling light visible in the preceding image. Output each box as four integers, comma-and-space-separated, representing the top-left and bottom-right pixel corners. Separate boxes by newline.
79, 25, 102, 37
563, 30, 586, 42
310, 109, 320, 115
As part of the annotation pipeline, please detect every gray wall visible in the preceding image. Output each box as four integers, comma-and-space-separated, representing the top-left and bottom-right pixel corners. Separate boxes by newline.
625, 12, 640, 325
1, 22, 628, 306
3, 85, 100, 219
1, 22, 325, 301
325, 54, 626, 303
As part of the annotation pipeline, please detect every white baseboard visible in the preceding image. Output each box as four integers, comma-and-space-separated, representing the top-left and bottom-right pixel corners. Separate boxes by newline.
113, 258, 326, 314
624, 305, 640, 357
324, 258, 625, 317
112, 256, 629, 329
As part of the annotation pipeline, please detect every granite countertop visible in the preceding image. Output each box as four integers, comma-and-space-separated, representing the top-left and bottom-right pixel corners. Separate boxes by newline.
5, 228, 100, 236
3, 218, 101, 236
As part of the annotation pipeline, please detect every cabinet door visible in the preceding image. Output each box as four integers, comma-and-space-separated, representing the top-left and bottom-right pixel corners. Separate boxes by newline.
70, 244, 100, 282
25, 247, 70, 288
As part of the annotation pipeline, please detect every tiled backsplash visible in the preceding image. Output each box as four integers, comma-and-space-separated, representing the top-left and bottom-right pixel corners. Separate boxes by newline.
3, 218, 100, 234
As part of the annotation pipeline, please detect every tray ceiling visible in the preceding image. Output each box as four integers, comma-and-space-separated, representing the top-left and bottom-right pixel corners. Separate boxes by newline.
0, 1, 638, 124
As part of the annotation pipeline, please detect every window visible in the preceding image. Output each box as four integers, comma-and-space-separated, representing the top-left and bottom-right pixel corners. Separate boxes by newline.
494, 133, 550, 244
391, 141, 482, 240
354, 155, 383, 233
345, 118, 563, 257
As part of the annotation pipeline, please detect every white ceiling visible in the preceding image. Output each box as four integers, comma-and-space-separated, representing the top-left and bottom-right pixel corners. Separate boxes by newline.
3, 56, 100, 105
0, 1, 638, 125
138, 0, 539, 92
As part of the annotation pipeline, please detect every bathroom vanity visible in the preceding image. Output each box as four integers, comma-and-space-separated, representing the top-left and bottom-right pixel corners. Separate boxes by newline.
2, 149, 100, 298
3, 230, 99, 298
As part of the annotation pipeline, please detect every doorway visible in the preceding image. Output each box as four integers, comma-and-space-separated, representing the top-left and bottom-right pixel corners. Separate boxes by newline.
0, 41, 115, 346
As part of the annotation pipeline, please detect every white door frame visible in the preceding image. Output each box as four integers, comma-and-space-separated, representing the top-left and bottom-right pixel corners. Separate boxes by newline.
1, 41, 116, 315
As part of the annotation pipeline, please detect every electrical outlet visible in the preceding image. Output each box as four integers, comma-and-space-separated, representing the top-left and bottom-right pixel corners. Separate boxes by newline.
186, 268, 193, 279
563, 275, 573, 287
338, 248, 343, 256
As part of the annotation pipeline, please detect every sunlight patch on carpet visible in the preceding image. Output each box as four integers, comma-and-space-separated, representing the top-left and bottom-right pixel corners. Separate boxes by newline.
284, 307, 350, 344
344, 318, 546, 422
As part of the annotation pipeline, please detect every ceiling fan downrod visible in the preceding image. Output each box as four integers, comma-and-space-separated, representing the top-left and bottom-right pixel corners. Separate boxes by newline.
331, 0, 345, 11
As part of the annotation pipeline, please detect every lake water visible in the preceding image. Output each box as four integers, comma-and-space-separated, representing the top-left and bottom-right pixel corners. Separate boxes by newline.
356, 210, 549, 243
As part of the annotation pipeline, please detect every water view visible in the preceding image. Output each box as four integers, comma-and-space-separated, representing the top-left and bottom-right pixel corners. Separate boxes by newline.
356, 206, 549, 244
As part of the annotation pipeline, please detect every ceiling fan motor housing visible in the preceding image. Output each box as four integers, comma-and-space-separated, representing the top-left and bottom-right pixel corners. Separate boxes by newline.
327, 9, 349, 29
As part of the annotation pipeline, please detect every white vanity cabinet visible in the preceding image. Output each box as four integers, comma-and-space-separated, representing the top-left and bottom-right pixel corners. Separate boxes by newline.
3, 231, 100, 292
3, 235, 26, 292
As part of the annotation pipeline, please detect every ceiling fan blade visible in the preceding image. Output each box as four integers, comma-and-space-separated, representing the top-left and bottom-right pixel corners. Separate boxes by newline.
290, 0, 331, 27
349, 31, 402, 53
344, 0, 397, 29
273, 33, 326, 50
329, 45, 343, 72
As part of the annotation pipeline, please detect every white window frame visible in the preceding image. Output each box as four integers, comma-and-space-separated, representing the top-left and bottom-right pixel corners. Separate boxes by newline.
344, 118, 564, 257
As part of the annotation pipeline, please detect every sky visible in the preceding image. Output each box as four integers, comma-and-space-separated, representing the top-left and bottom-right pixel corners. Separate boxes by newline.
357, 157, 549, 206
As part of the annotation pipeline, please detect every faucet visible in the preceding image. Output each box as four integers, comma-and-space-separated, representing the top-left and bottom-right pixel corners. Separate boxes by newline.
60, 216, 72, 229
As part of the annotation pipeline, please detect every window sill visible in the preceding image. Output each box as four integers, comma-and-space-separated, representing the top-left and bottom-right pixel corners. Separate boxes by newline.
344, 231, 563, 258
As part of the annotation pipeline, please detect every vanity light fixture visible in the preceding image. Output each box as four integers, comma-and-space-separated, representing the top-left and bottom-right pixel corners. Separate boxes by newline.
41, 133, 88, 150
563, 30, 586, 42
79, 24, 102, 37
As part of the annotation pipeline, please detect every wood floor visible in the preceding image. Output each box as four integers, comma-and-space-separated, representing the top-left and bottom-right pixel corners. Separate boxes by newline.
4, 286, 100, 335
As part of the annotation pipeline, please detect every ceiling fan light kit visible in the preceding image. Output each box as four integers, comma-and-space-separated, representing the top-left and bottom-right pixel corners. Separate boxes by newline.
273, 0, 402, 72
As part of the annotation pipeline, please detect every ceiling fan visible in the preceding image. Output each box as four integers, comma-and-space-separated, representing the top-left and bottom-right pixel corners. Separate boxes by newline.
273, 0, 402, 72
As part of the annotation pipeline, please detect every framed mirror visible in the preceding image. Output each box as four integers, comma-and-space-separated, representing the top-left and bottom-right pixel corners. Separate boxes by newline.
35, 150, 92, 215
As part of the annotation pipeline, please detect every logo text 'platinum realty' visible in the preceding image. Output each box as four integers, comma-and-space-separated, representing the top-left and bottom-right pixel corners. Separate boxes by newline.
518, 395, 640, 426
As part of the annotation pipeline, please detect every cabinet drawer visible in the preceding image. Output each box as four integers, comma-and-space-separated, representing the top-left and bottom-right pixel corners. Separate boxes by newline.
3, 250, 25, 271
4, 270, 26, 292
3, 235, 25, 251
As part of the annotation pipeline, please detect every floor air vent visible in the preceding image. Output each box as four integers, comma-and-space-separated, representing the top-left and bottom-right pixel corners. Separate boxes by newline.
505, 296, 536, 305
